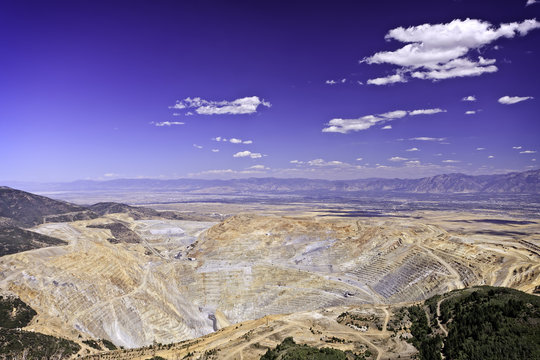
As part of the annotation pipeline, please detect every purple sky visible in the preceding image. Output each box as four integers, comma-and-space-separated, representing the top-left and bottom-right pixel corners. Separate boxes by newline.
1, 0, 539, 181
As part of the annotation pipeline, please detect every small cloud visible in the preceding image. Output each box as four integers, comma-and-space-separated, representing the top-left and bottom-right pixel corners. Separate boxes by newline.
367, 73, 406, 86
290, 160, 304, 164
213, 137, 253, 145
243, 140, 253, 144
193, 144, 203, 149
442, 159, 460, 163
406, 147, 419, 151
389, 156, 408, 162
526, 0, 538, 6
151, 121, 185, 126
408, 108, 446, 116
512, 146, 522, 149
248, 165, 269, 170
233, 150, 262, 158
211, 149, 219, 152
488, 155, 495, 158
498, 95, 534, 105
325, 80, 337, 85
323, 108, 445, 134
405, 160, 421, 165
520, 150, 537, 154
229, 138, 242, 144
381, 125, 392, 130
307, 159, 346, 166
170, 96, 271, 115
465, 110, 476, 115
409, 137, 446, 141
462, 95, 477, 101
356, 157, 363, 161
476, 147, 485, 151
103, 173, 119, 178
532, 158, 537, 161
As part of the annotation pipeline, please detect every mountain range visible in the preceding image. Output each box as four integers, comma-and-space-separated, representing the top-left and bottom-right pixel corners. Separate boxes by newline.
5, 169, 540, 195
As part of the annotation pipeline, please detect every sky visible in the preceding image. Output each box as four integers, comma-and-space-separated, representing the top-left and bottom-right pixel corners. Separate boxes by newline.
1, 0, 539, 182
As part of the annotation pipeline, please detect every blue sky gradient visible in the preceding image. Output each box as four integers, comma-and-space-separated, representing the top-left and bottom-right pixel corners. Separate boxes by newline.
1, 0, 539, 181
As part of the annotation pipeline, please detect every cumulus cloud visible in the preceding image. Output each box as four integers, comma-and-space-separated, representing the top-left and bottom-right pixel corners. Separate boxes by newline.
362, 18, 540, 83
322, 108, 445, 134
367, 73, 406, 85
520, 150, 537, 154
389, 156, 408, 162
170, 96, 271, 115
498, 95, 534, 104
462, 95, 477, 101
233, 150, 262, 158
151, 121, 185, 126
406, 147, 419, 151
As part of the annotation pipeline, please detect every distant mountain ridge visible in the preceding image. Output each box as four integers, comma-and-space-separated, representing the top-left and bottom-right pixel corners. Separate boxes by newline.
6, 169, 540, 194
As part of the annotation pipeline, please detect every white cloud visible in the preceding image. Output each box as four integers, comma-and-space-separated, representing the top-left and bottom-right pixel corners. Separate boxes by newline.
476, 147, 485, 150
405, 160, 421, 165
532, 158, 537, 161
213, 137, 253, 145
356, 157, 363, 161
170, 96, 271, 115
488, 155, 495, 159
406, 147, 419, 151
151, 121, 185, 126
307, 159, 346, 167
211, 149, 219, 152
462, 95, 477, 101
325, 80, 337, 85
512, 146, 522, 149
248, 165, 269, 170
409, 108, 446, 116
520, 150, 537, 154
323, 108, 445, 134
367, 73, 406, 85
362, 18, 540, 83
193, 144, 203, 149
290, 160, 303, 164
526, 0, 538, 6
498, 95, 534, 104
233, 150, 262, 158
465, 110, 476, 115
442, 159, 460, 163
389, 156, 408, 162
381, 125, 392, 130
409, 137, 446, 141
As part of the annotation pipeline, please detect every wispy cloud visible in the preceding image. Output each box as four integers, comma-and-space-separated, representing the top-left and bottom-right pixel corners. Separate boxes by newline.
512, 146, 522, 150
406, 147, 419, 151
498, 95, 534, 104
442, 159, 460, 163
520, 150, 537, 154
150, 121, 185, 126
465, 110, 476, 115
193, 144, 203, 149
322, 108, 445, 134
211, 149, 219, 152
409, 137, 446, 142
477, 147, 485, 151
381, 125, 392, 130
170, 96, 271, 115
325, 78, 347, 85
362, 19, 540, 83
233, 150, 262, 158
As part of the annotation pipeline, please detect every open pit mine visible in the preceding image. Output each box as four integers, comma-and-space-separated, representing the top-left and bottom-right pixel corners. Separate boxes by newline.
0, 186, 539, 359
